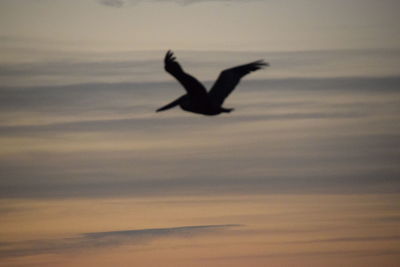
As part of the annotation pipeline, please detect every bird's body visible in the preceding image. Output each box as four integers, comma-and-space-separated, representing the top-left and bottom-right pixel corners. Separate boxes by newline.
157, 50, 268, 116
178, 94, 233, 116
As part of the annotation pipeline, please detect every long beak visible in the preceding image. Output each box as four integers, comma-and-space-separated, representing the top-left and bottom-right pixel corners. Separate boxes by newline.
156, 96, 183, 112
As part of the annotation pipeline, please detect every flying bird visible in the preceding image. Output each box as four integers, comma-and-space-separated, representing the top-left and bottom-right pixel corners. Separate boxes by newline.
157, 50, 268, 116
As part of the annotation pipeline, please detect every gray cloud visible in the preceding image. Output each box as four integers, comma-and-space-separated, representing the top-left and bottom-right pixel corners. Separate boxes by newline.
289, 235, 400, 244
98, 0, 126, 7
375, 215, 400, 223
1, 76, 399, 199
97, 0, 260, 7
1, 69, 399, 200
0, 224, 240, 259
203, 249, 400, 261
1, 76, 399, 118
0, 60, 157, 77
2, 48, 400, 87
0, 111, 367, 137
1, 168, 399, 199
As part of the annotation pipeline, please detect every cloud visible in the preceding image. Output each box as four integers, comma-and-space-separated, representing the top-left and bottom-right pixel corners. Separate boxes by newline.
289, 235, 400, 244
97, 0, 261, 8
1, 74, 399, 199
1, 76, 399, 124
0, 59, 161, 87
2, 167, 399, 199
0, 111, 367, 137
375, 215, 400, 223
98, 0, 126, 7
203, 248, 400, 261
0, 224, 240, 258
3, 48, 399, 87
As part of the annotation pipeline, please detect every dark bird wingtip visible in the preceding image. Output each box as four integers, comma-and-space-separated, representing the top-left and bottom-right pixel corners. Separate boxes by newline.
165, 50, 176, 63
257, 60, 269, 67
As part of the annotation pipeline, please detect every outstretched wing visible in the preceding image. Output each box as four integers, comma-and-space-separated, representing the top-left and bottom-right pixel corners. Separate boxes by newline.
164, 50, 207, 97
209, 60, 268, 106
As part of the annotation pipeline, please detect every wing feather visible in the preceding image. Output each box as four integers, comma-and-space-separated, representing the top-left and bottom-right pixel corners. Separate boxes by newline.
164, 50, 207, 97
209, 60, 268, 106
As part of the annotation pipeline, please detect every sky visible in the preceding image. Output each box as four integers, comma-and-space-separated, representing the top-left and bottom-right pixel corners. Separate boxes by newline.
1, 0, 400, 266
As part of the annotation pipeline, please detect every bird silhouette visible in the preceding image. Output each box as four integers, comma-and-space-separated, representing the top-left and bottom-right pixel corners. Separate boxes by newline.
157, 50, 268, 116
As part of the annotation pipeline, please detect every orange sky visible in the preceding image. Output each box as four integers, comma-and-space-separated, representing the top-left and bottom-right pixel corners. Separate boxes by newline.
1, 194, 399, 266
